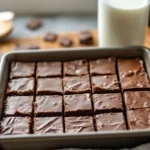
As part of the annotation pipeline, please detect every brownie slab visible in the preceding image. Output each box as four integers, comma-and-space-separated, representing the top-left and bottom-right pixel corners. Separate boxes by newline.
96, 113, 126, 131
10, 62, 35, 78
5, 96, 33, 116
65, 116, 94, 133
118, 58, 145, 77
127, 108, 150, 130
7, 78, 34, 95
63, 75, 91, 94
93, 93, 123, 113
120, 72, 150, 91
91, 75, 120, 93
34, 117, 63, 134
64, 94, 92, 116
34, 95, 62, 116
64, 59, 88, 76
37, 78, 63, 95
36, 62, 62, 77
124, 91, 150, 110
90, 58, 116, 75
1, 117, 31, 135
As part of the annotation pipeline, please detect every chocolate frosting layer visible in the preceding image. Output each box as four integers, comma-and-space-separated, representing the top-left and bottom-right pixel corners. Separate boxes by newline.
35, 95, 62, 115
93, 93, 123, 112
64, 59, 88, 76
37, 62, 62, 77
90, 58, 116, 75
92, 75, 119, 92
63, 75, 91, 94
7, 78, 34, 95
1, 117, 31, 135
34, 117, 63, 134
64, 94, 92, 113
127, 108, 150, 130
5, 96, 33, 116
10, 62, 35, 78
65, 116, 94, 133
124, 91, 150, 110
96, 113, 126, 131
37, 78, 63, 94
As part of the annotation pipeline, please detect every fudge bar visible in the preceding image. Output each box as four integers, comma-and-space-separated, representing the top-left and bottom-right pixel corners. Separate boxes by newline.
65, 116, 94, 133
7, 78, 34, 95
36, 62, 62, 77
10, 62, 35, 78
5, 96, 33, 116
64, 94, 92, 116
34, 117, 63, 134
90, 58, 116, 75
1, 117, 31, 135
34, 95, 62, 116
96, 113, 126, 131
64, 59, 88, 76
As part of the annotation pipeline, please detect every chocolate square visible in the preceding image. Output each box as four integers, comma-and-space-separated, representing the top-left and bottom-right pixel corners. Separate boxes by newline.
124, 91, 150, 110
127, 108, 150, 130
93, 93, 123, 113
36, 62, 62, 77
96, 113, 126, 131
91, 75, 120, 93
65, 116, 94, 133
120, 72, 150, 91
64, 94, 92, 116
34, 95, 62, 116
37, 78, 63, 95
63, 75, 91, 94
10, 62, 35, 78
7, 78, 34, 95
5, 96, 33, 116
79, 31, 93, 45
118, 58, 145, 77
90, 58, 116, 75
1, 117, 31, 135
34, 117, 63, 134
64, 59, 88, 76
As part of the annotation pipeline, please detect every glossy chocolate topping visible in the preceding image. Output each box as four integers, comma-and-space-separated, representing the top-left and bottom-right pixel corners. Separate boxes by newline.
96, 113, 126, 131
93, 93, 123, 112
127, 108, 150, 130
64, 59, 88, 76
90, 58, 116, 75
79, 31, 93, 45
35, 95, 62, 115
44, 32, 57, 42
124, 91, 150, 110
121, 72, 150, 90
7, 78, 34, 95
37, 78, 63, 94
63, 75, 91, 94
10, 62, 35, 78
5, 96, 33, 116
1, 117, 31, 135
118, 58, 145, 76
64, 94, 92, 113
37, 62, 62, 77
65, 116, 94, 133
92, 75, 119, 92
34, 117, 63, 134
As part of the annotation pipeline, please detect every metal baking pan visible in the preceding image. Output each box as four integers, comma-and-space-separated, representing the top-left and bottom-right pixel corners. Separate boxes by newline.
0, 46, 150, 150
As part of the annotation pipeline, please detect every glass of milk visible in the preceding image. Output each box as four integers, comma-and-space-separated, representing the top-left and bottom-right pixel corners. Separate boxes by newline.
98, 0, 150, 47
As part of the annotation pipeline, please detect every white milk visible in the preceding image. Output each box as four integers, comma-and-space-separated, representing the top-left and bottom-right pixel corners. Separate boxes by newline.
98, 0, 149, 47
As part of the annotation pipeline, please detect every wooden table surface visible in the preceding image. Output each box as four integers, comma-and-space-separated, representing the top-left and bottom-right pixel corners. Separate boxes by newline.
1, 28, 150, 53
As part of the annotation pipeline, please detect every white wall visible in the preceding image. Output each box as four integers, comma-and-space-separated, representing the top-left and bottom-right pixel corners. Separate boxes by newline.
0, 0, 97, 15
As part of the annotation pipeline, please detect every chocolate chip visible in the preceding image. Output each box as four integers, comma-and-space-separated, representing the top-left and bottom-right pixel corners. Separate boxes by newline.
26, 18, 43, 30
44, 32, 57, 42
60, 37, 73, 47
79, 31, 93, 45
14, 44, 40, 50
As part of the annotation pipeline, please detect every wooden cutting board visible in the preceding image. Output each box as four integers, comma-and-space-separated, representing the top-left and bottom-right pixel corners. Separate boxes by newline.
0, 28, 150, 53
